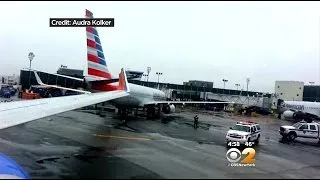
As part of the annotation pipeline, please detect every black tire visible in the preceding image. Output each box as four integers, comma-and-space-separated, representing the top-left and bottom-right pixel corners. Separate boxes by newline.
255, 135, 260, 145
288, 132, 296, 142
246, 138, 251, 147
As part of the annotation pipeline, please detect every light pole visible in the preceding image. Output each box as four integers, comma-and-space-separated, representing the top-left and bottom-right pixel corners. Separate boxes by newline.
156, 72, 163, 89
246, 78, 250, 105
146, 67, 151, 83
222, 79, 228, 94
235, 83, 240, 91
28, 52, 35, 87
203, 85, 206, 101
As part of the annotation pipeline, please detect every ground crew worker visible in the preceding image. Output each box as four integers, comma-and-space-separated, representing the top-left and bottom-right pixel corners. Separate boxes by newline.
18, 89, 22, 98
194, 115, 199, 129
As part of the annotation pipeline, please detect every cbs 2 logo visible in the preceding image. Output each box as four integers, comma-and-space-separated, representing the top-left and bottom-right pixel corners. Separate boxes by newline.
226, 148, 256, 164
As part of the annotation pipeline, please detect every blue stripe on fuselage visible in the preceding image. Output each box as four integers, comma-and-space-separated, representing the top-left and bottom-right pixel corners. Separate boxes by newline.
98, 57, 106, 66
97, 51, 105, 60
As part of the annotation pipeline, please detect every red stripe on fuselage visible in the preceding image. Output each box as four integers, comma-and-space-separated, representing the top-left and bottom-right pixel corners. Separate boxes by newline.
87, 39, 96, 49
87, 54, 99, 63
88, 68, 112, 79
86, 26, 94, 33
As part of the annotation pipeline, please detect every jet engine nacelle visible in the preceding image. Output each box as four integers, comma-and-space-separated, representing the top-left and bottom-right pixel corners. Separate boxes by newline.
283, 110, 311, 122
162, 104, 176, 114
283, 110, 294, 118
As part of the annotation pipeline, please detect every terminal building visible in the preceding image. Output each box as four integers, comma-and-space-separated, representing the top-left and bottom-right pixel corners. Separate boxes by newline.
18, 67, 320, 111
19, 67, 272, 101
26, 67, 320, 106
274, 81, 320, 102
1, 74, 19, 86
303, 85, 320, 102
274, 81, 304, 101
183, 80, 214, 88
57, 66, 84, 78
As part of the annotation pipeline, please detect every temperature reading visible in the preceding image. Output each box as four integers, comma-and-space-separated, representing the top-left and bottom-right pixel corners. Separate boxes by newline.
245, 142, 254, 147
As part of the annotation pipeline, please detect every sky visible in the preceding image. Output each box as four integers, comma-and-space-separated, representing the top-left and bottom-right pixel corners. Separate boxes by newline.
1, 1, 320, 93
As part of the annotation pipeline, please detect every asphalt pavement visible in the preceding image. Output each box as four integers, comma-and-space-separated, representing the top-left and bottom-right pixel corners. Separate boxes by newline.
1, 108, 320, 179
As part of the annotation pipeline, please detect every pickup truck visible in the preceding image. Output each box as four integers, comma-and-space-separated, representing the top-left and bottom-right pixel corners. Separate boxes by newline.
279, 121, 320, 142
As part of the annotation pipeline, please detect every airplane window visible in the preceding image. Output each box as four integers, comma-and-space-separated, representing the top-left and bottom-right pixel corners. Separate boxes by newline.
297, 94, 299, 96
278, 86, 280, 88
280, 93, 283, 95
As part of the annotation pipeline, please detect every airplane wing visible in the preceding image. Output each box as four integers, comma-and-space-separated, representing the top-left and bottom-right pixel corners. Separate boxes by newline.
144, 101, 234, 105
0, 68, 130, 130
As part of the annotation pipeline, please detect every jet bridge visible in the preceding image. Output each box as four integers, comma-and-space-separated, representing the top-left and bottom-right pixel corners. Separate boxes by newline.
201, 92, 273, 109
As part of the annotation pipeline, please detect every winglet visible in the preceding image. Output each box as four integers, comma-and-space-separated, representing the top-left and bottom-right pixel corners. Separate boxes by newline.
33, 71, 45, 85
118, 68, 130, 93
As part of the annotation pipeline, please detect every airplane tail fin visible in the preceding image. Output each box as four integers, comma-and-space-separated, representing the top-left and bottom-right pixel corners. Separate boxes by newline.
118, 68, 130, 93
85, 9, 113, 80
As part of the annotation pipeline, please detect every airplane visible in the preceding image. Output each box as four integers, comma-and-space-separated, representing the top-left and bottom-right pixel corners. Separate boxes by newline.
276, 99, 320, 122
31, 9, 235, 118
36, 9, 234, 119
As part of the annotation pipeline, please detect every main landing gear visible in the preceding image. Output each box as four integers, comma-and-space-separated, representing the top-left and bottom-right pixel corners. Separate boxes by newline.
116, 105, 161, 120
146, 105, 161, 119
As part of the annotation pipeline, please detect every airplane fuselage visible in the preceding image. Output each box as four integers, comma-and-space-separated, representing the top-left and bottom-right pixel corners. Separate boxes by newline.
280, 100, 320, 118
90, 81, 166, 108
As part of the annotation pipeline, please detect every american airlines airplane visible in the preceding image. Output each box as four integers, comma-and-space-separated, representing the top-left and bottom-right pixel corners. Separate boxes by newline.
84, 9, 234, 117
31, 9, 233, 119
277, 99, 320, 122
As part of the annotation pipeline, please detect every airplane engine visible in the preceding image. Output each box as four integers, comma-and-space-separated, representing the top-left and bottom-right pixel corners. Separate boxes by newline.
162, 104, 176, 114
283, 110, 311, 122
283, 110, 294, 118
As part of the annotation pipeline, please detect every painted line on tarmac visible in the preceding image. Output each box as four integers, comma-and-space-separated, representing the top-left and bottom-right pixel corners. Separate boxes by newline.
94, 134, 151, 141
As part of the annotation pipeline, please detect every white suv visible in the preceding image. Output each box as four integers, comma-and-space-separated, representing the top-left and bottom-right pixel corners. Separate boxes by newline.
226, 121, 261, 145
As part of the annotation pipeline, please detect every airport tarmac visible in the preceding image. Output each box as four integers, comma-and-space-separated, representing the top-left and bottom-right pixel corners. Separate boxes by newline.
1, 108, 320, 179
